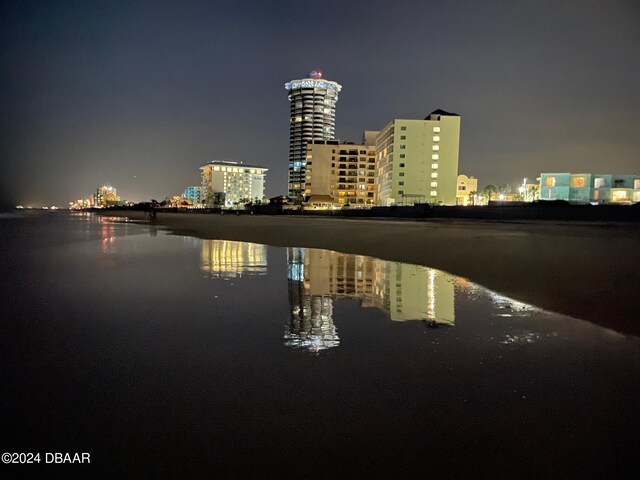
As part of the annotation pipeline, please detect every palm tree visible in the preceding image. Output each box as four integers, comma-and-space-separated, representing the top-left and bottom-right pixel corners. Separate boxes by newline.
479, 185, 497, 204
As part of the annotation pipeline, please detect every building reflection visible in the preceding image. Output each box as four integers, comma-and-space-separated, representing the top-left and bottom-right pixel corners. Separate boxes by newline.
200, 240, 267, 278
286, 248, 456, 352
98, 216, 116, 253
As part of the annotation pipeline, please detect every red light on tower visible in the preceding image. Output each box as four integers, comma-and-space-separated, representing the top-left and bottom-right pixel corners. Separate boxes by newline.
308, 70, 322, 79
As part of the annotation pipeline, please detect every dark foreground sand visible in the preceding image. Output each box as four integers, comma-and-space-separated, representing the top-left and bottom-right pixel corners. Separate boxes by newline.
107, 211, 640, 335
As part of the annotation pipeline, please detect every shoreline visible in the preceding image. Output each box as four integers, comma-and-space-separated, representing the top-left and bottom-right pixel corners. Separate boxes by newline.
102, 211, 640, 335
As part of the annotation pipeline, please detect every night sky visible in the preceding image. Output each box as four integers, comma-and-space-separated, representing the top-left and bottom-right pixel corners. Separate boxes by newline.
1, 0, 638, 207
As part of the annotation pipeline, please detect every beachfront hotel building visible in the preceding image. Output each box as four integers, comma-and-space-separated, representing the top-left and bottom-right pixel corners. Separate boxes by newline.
376, 110, 460, 206
540, 173, 640, 204
93, 185, 121, 207
285, 71, 342, 198
183, 186, 202, 204
304, 139, 377, 207
456, 174, 478, 205
200, 161, 267, 207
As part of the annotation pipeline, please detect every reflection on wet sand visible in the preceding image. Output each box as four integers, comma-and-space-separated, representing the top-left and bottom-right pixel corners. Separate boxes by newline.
286, 247, 457, 351
200, 240, 267, 278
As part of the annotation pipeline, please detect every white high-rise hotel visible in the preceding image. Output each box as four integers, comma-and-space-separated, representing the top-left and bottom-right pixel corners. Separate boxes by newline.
285, 71, 341, 197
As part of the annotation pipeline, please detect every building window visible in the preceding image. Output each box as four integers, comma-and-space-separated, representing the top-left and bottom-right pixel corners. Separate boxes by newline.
399, 181, 404, 186
545, 177, 556, 187
432, 145, 439, 151
432, 163, 438, 169
431, 172, 438, 178
400, 145, 406, 149
432, 154, 439, 160
594, 177, 605, 188
213, 166, 220, 171
399, 172, 405, 177
612, 190, 628, 202
400, 135, 406, 140
399, 154, 406, 158
433, 127, 440, 133
432, 181, 438, 187
400, 126, 407, 131
430, 191, 437, 197
399, 163, 405, 167
433, 136, 440, 142
634, 179, 640, 189
571, 177, 585, 187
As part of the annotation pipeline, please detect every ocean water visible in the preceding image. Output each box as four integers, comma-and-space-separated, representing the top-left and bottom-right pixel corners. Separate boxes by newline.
1, 211, 638, 478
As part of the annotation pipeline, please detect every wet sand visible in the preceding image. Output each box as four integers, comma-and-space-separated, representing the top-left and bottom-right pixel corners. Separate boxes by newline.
105, 211, 640, 335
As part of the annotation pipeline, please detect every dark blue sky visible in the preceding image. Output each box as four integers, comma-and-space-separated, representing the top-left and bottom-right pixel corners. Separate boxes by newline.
1, 0, 639, 206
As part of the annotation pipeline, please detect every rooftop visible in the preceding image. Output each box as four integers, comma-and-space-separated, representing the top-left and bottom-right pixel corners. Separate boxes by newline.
200, 160, 268, 170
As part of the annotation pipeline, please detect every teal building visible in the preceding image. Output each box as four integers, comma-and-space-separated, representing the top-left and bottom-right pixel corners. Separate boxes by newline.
540, 173, 640, 205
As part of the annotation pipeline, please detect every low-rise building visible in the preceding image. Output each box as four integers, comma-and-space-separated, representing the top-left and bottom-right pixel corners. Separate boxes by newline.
200, 161, 267, 207
540, 173, 640, 204
456, 174, 478, 205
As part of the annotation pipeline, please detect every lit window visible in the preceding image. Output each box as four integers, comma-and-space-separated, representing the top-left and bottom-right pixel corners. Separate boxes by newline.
430, 191, 437, 196
432, 163, 438, 169
545, 177, 556, 187
213, 166, 220, 171
432, 154, 439, 160
612, 190, 628, 202
594, 178, 605, 188
432, 145, 439, 151
634, 179, 640, 189
433, 136, 440, 142
571, 177, 585, 187
433, 127, 440, 133
431, 172, 438, 178
431, 181, 438, 187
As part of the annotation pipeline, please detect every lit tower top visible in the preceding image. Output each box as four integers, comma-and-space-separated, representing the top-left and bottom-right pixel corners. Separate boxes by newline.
285, 70, 342, 198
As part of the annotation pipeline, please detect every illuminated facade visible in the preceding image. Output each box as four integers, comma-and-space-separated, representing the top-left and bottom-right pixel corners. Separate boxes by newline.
456, 174, 478, 205
304, 140, 377, 206
93, 186, 120, 207
376, 110, 460, 206
540, 173, 640, 204
183, 186, 202, 204
200, 161, 267, 207
285, 71, 342, 198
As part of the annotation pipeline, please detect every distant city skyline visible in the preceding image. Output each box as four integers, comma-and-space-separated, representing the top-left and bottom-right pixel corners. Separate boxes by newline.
1, 0, 639, 207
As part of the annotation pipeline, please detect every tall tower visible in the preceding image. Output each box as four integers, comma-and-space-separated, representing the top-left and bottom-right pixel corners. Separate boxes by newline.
285, 70, 342, 198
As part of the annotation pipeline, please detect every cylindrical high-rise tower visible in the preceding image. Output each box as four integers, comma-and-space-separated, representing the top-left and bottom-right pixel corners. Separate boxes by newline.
285, 70, 342, 198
